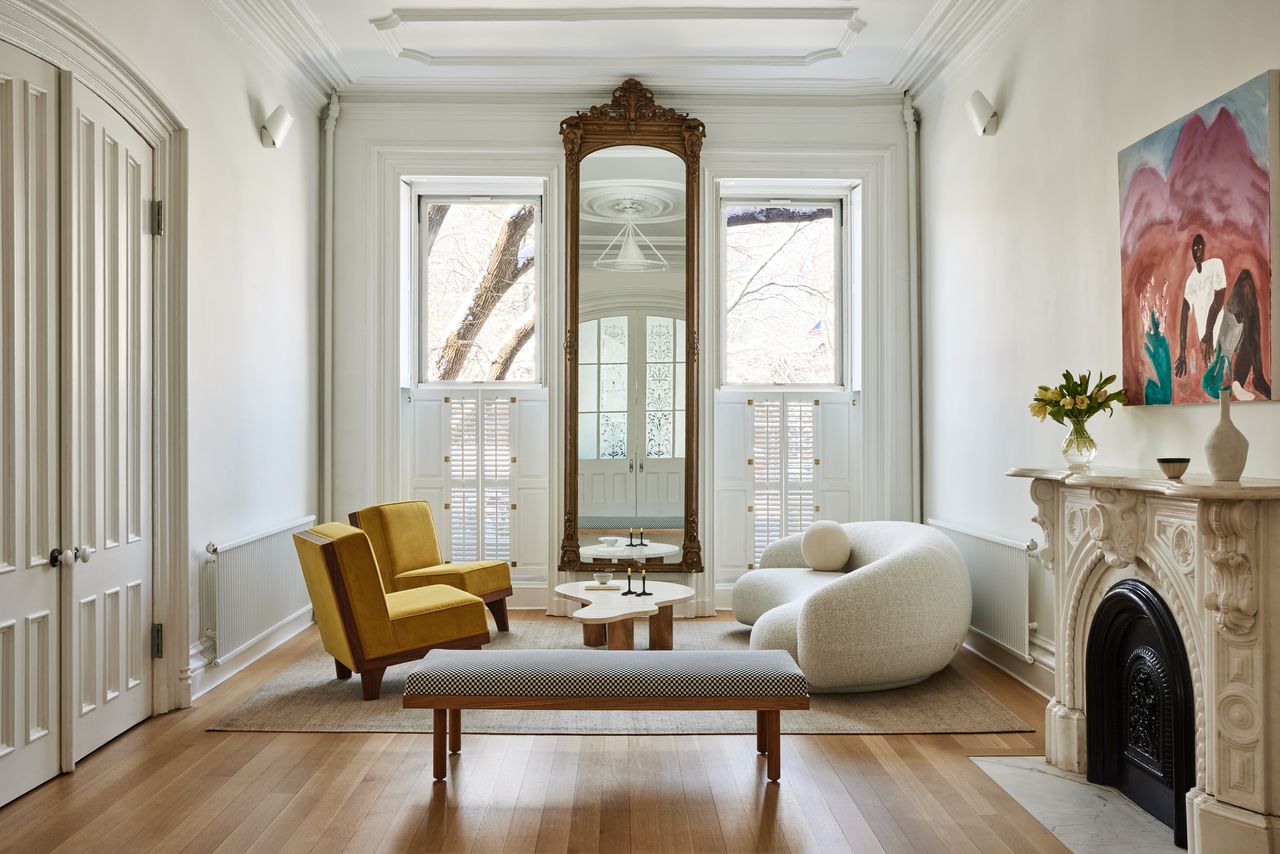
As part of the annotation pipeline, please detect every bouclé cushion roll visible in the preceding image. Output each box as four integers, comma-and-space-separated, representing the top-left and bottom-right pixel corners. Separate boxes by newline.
800, 520, 851, 572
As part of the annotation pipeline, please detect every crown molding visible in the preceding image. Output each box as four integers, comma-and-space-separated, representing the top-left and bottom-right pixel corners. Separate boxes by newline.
203, 0, 351, 109
371, 6, 866, 70
890, 0, 1035, 99
337, 76, 903, 106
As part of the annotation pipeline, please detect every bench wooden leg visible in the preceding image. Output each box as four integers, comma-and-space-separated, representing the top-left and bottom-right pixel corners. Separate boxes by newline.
335, 659, 352, 680
448, 709, 462, 753
360, 667, 386, 701
433, 709, 448, 780
582, 623, 607, 647
607, 618, 635, 650
756, 710, 767, 754
649, 605, 674, 650
486, 597, 510, 632
765, 710, 781, 782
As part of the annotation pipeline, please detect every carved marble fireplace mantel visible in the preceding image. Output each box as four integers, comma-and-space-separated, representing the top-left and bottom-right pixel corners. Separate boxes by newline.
1010, 466, 1280, 853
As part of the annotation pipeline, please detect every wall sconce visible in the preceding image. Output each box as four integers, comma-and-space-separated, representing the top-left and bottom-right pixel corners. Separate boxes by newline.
260, 105, 294, 148
966, 91, 999, 136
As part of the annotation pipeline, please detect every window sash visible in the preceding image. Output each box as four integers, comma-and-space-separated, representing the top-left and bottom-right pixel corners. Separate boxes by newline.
415, 195, 543, 386
719, 197, 844, 389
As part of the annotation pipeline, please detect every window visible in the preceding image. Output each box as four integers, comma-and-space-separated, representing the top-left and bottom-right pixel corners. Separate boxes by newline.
418, 198, 540, 383
722, 201, 840, 385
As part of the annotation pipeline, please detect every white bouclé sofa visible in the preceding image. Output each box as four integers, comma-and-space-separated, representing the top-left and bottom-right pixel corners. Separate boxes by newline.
732, 521, 972, 693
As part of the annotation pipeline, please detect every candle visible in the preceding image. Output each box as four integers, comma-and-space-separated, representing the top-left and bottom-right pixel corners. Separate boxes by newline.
627, 566, 632, 576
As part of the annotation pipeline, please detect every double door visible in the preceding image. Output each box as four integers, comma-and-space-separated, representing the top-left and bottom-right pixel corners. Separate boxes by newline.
1, 42, 154, 806
578, 311, 685, 520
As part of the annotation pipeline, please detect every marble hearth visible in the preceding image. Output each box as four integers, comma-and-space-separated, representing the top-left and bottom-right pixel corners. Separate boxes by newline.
1010, 467, 1280, 853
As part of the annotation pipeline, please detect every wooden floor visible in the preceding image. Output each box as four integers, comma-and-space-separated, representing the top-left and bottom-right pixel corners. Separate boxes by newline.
0, 612, 1066, 854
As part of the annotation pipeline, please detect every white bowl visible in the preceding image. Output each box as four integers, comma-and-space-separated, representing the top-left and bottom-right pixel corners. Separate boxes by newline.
599, 536, 625, 547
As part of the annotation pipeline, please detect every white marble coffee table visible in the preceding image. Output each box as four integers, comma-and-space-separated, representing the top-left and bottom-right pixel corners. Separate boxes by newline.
579, 542, 680, 563
554, 579, 695, 650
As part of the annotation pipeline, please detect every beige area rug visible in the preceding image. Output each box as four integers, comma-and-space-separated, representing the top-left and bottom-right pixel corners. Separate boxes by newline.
211, 618, 1030, 735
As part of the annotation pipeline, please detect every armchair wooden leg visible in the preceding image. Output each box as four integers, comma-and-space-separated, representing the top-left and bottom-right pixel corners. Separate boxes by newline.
335, 659, 352, 680
765, 710, 781, 782
360, 667, 386, 701
486, 597, 510, 632
756, 710, 767, 754
448, 709, 462, 753
433, 709, 447, 780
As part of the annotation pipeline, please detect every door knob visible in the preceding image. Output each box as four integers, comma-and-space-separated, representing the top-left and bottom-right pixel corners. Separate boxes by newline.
49, 546, 91, 567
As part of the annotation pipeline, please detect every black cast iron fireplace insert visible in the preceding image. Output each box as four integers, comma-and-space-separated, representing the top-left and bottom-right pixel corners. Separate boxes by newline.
1086, 578, 1194, 848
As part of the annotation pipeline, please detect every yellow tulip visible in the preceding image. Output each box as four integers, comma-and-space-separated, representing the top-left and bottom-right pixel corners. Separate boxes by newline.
1095, 388, 1107, 402
1076, 395, 1090, 409
1047, 388, 1063, 401
1062, 397, 1074, 410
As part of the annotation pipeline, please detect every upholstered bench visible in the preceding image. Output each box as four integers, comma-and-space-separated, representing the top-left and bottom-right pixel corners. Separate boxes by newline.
403, 649, 809, 782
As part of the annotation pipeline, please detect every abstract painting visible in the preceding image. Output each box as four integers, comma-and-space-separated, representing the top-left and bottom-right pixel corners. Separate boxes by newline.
1119, 71, 1279, 405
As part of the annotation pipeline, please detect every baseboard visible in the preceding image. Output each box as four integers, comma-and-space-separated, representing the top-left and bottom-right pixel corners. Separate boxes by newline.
715, 583, 734, 611
188, 607, 315, 700
964, 629, 1054, 700
508, 582, 550, 610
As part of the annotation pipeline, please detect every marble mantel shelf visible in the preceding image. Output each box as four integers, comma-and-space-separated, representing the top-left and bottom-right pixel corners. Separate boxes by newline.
1008, 465, 1280, 501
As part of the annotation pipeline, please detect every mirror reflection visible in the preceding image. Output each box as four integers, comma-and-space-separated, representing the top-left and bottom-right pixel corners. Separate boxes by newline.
577, 146, 685, 564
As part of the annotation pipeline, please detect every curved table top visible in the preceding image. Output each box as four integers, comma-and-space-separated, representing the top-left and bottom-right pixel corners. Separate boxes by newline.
554, 580, 695, 624
579, 542, 680, 562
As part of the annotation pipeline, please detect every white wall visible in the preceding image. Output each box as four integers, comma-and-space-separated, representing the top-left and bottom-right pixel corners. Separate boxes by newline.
330, 90, 916, 607
63, 0, 321, 643
919, 0, 1280, 636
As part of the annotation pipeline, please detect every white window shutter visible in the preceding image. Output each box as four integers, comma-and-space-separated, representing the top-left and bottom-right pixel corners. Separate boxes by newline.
752, 399, 783, 564
448, 395, 480, 561
481, 394, 512, 561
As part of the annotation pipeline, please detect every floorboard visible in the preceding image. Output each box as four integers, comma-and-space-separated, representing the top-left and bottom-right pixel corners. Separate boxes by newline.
0, 612, 1065, 854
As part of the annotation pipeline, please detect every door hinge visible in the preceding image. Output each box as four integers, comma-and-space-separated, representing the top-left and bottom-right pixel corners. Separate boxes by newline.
151, 200, 165, 236
151, 623, 164, 659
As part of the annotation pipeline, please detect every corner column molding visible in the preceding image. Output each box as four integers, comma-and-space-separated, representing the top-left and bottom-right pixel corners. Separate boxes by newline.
1010, 467, 1280, 852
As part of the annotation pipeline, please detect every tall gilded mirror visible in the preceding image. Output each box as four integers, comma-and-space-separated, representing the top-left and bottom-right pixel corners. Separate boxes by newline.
560, 80, 705, 574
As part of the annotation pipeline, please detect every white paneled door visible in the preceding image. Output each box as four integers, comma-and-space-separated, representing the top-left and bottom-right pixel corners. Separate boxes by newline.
0, 41, 62, 808
64, 79, 153, 763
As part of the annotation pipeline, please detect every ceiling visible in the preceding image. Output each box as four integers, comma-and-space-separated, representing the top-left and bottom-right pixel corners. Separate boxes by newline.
213, 0, 1026, 100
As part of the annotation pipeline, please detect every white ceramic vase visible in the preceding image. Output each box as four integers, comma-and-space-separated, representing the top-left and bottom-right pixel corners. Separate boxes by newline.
1205, 387, 1248, 482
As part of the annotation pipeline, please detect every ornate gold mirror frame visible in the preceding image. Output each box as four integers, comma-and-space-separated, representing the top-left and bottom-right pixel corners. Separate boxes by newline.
559, 79, 706, 574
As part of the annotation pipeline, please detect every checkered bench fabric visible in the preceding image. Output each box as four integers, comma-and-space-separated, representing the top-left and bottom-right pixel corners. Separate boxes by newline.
403, 649, 808, 698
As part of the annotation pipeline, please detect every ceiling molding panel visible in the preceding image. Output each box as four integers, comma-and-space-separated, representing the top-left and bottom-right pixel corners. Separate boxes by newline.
889, 0, 1033, 97
205, 0, 352, 108
369, 4, 866, 69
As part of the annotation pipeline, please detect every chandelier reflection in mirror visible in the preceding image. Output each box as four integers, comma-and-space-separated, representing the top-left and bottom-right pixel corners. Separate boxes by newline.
593, 198, 669, 272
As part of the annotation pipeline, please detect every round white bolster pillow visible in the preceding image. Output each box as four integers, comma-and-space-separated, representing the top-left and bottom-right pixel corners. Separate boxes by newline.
800, 520, 851, 572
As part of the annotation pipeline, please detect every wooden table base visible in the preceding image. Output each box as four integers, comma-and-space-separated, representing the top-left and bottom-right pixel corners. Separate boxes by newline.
582, 623, 607, 647
580, 608, 675, 651
648, 605, 673, 650
606, 618, 635, 649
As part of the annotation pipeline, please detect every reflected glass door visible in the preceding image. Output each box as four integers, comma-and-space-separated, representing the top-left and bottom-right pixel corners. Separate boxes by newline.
578, 311, 684, 522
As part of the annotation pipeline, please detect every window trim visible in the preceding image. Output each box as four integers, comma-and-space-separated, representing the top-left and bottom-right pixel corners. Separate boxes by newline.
411, 192, 546, 388
717, 191, 855, 392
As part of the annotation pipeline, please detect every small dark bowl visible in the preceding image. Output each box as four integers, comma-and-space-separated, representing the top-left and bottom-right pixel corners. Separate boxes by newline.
1157, 457, 1190, 479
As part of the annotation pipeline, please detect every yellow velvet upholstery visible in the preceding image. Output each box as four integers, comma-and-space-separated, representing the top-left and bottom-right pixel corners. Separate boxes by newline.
292, 523, 490, 675
350, 500, 513, 598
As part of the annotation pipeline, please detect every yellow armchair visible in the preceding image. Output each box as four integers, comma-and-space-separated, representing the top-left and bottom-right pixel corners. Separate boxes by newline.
293, 522, 491, 700
349, 500, 514, 631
